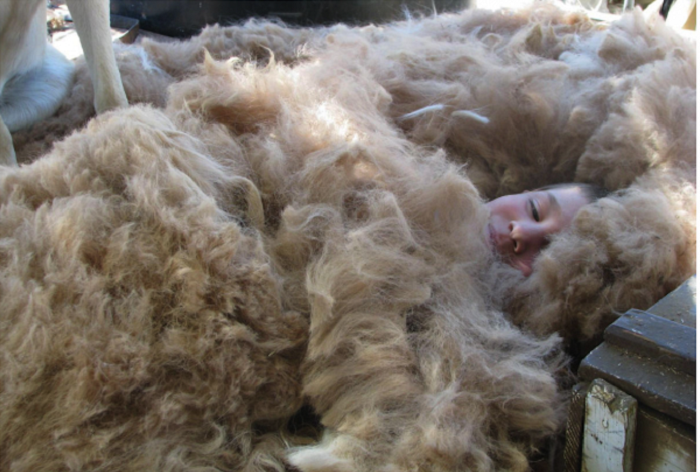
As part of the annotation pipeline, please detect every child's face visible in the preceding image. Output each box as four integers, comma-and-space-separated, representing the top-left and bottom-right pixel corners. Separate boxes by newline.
484, 186, 589, 276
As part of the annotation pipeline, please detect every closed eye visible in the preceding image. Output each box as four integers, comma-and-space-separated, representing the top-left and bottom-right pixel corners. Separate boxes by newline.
529, 199, 540, 222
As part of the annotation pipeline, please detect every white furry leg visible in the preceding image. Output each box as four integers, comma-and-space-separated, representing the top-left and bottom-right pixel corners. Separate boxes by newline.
287, 433, 355, 472
65, 0, 128, 113
288, 447, 353, 472
0, 117, 17, 166
0, 44, 74, 132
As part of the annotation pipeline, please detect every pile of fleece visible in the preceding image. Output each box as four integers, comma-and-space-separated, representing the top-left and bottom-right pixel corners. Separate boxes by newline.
2, 3, 695, 471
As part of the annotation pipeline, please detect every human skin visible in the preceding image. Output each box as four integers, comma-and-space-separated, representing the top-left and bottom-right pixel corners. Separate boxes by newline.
484, 186, 589, 276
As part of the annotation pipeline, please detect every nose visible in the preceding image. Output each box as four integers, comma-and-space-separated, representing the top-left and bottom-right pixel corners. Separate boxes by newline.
509, 221, 545, 254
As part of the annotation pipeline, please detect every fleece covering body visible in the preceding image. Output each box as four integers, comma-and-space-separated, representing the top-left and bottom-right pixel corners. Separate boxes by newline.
2, 3, 696, 471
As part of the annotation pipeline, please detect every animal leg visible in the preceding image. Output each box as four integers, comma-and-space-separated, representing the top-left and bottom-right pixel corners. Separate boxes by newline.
0, 117, 17, 166
65, 0, 128, 113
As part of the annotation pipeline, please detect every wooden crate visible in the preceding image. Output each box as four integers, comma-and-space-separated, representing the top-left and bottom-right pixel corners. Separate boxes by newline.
565, 276, 696, 472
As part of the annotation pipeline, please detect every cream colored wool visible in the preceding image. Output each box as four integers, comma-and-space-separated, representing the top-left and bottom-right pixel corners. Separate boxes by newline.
1, 2, 695, 471
0, 105, 309, 470
12, 44, 174, 162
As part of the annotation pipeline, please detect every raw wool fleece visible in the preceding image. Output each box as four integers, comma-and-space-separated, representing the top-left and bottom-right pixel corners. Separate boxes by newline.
0, 3, 695, 472
1, 50, 563, 472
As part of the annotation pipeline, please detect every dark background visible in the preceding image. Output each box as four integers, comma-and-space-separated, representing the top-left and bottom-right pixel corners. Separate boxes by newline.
111, 0, 473, 37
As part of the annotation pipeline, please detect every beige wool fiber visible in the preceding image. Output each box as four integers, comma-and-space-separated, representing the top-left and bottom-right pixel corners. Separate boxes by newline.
2, 2, 695, 471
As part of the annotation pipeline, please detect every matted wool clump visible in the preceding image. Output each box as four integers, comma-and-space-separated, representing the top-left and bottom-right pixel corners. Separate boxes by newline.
2, 3, 695, 471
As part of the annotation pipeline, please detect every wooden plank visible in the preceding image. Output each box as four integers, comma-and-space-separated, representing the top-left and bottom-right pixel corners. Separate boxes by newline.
604, 309, 696, 376
582, 379, 638, 472
564, 382, 589, 472
646, 275, 696, 329
579, 343, 695, 426
633, 405, 696, 472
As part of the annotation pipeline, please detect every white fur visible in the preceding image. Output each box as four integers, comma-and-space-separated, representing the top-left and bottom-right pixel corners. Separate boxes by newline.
397, 104, 446, 121
288, 447, 353, 472
0, 0, 128, 166
0, 45, 73, 132
288, 433, 355, 472
399, 104, 491, 124
451, 109, 490, 124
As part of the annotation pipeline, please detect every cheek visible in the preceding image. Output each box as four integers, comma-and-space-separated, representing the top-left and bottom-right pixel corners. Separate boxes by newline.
486, 196, 519, 216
